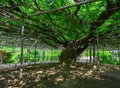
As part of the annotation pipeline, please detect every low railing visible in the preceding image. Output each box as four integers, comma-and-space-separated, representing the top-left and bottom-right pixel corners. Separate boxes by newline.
0, 60, 60, 70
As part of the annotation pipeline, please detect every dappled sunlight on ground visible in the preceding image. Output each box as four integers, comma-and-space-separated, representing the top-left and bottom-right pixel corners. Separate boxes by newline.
0, 63, 120, 88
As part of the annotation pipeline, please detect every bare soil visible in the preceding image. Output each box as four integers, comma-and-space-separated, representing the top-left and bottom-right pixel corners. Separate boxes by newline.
0, 63, 120, 88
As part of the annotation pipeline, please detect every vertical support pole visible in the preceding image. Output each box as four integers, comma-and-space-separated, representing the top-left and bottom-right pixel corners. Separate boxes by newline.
11, 39, 14, 53
118, 43, 120, 68
27, 39, 31, 63
51, 47, 52, 63
75, 41, 77, 63
0, 45, 3, 64
96, 33, 100, 65
0, 52, 3, 64
101, 40, 105, 64
34, 40, 37, 62
0, 44, 3, 64
20, 25, 24, 79
89, 46, 92, 63
93, 43, 96, 64
87, 48, 89, 63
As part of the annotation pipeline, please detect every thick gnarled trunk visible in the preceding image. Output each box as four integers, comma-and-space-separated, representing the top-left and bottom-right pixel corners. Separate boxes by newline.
59, 43, 88, 64
59, 47, 77, 64
59, 43, 88, 82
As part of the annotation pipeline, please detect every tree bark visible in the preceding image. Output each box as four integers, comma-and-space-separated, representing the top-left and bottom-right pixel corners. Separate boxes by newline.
59, 41, 88, 64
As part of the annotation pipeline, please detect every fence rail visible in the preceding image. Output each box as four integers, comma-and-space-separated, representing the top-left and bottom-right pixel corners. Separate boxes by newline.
0, 60, 60, 70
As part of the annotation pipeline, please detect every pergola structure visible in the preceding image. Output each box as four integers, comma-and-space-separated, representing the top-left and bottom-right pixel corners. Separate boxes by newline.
0, 0, 120, 65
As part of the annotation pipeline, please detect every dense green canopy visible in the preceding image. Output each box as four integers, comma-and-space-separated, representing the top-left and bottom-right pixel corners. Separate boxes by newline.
0, 0, 120, 62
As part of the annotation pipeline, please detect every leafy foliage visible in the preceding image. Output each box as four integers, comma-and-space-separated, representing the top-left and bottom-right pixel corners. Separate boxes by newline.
2, 46, 61, 63
0, 0, 120, 63
99, 50, 119, 65
0, 50, 12, 63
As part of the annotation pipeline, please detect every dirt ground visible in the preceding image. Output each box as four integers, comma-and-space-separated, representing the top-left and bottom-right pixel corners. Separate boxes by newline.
0, 63, 120, 88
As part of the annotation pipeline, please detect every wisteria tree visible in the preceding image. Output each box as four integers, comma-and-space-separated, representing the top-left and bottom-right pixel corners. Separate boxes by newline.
0, 0, 120, 64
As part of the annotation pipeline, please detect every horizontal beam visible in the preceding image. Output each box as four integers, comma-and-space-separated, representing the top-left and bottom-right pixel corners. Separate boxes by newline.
28, 0, 99, 17
3, 0, 99, 23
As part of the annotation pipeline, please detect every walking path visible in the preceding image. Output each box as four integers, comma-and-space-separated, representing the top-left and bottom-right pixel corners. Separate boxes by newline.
100, 70, 120, 81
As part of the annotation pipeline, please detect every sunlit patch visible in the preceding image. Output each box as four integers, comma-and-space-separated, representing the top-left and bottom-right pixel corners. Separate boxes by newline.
55, 75, 64, 82
36, 70, 43, 74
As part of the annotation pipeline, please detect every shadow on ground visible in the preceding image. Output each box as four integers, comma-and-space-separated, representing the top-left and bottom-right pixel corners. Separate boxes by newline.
0, 63, 120, 88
